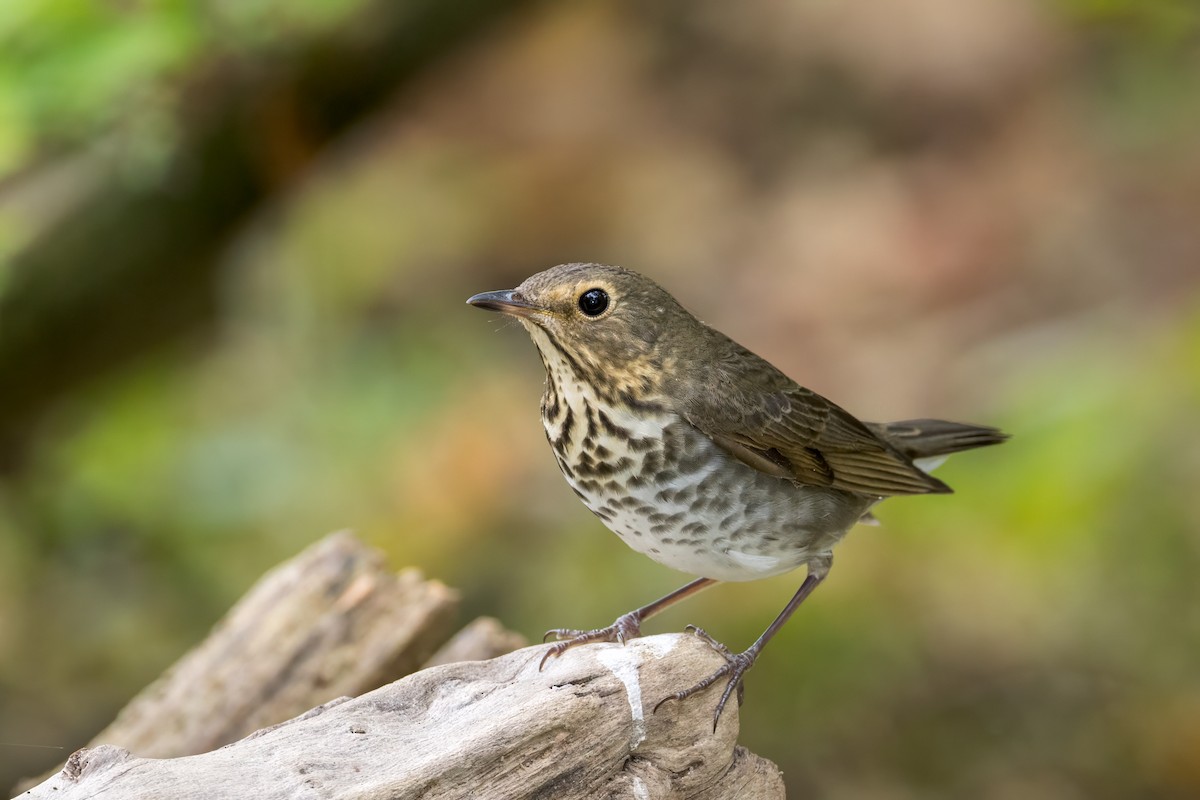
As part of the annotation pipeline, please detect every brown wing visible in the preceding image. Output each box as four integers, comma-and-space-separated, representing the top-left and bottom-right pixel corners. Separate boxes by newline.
674, 341, 949, 496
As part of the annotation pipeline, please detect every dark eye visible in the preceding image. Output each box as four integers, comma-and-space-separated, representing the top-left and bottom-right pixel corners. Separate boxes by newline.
578, 288, 609, 317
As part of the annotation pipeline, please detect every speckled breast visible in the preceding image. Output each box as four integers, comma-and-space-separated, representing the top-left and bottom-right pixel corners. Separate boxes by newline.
539, 374, 870, 583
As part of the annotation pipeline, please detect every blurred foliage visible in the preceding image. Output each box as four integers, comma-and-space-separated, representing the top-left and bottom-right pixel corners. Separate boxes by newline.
1056, 0, 1200, 151
0, 0, 369, 174
1060, 0, 1199, 33
2, 0, 1200, 797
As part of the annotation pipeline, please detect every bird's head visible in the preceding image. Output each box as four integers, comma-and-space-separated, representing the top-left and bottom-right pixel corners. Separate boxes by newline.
467, 263, 693, 399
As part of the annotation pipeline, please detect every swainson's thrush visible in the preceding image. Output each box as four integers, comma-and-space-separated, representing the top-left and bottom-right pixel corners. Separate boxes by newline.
468, 263, 1006, 728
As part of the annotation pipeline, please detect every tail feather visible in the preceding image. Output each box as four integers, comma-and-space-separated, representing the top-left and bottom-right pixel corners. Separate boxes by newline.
869, 418, 1009, 460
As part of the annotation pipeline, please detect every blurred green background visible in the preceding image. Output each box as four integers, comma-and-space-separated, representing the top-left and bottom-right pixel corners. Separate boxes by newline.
1, 0, 1198, 797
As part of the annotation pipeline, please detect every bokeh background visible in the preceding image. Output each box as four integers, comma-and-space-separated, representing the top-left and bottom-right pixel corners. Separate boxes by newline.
2, 0, 1198, 797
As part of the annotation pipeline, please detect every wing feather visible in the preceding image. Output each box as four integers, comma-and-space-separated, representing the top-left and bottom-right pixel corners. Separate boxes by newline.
674, 341, 949, 497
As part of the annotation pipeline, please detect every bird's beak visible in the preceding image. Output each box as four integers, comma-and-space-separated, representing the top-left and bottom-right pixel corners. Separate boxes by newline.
466, 289, 540, 319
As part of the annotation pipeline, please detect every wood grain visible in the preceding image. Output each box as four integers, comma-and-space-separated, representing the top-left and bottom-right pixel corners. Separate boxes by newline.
21, 635, 783, 799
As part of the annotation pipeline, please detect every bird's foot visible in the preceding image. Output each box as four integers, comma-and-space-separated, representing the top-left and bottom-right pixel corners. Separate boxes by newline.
539, 611, 644, 670
653, 624, 754, 732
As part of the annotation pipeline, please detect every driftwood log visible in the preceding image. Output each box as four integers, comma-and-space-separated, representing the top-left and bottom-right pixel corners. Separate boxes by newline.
13, 532, 783, 799
75, 531, 465, 760
19, 636, 783, 799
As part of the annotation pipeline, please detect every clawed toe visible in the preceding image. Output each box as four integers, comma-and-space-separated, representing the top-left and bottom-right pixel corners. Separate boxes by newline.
684, 624, 733, 657
538, 638, 580, 670
655, 630, 758, 731
538, 612, 644, 670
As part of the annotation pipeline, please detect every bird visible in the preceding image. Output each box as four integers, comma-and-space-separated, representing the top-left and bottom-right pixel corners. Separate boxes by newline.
467, 262, 1007, 729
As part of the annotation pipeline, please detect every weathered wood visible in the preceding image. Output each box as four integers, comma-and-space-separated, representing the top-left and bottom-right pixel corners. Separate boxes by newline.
79, 532, 459, 760
14, 533, 781, 798
16, 531, 466, 793
18, 635, 784, 800
424, 615, 528, 667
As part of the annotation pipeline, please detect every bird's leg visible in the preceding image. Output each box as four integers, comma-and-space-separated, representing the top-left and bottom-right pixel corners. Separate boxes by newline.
540, 577, 717, 669
655, 556, 832, 731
